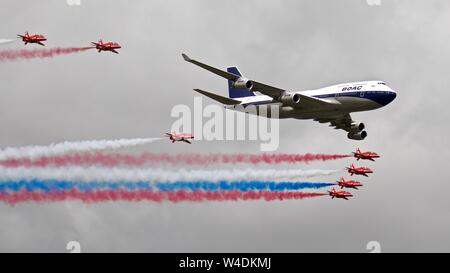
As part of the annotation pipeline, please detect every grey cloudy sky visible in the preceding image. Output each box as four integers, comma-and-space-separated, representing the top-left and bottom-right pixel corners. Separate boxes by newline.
0, 0, 449, 252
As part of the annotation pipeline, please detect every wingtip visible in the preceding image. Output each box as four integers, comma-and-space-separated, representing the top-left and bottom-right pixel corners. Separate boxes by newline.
181, 53, 191, 62
193, 88, 207, 95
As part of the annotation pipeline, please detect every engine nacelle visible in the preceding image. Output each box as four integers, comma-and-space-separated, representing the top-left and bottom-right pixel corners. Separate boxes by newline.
233, 78, 253, 90
280, 93, 301, 106
347, 131, 368, 140
349, 122, 365, 133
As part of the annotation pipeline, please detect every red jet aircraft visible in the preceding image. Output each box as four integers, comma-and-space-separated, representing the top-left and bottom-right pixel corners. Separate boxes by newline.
337, 177, 363, 190
17, 32, 47, 46
165, 132, 194, 144
353, 148, 380, 161
91, 39, 121, 54
328, 188, 353, 200
346, 164, 373, 177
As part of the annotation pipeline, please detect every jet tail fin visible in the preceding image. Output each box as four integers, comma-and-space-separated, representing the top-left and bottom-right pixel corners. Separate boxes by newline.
193, 89, 241, 105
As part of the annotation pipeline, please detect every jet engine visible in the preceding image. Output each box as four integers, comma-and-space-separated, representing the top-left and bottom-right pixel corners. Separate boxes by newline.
349, 122, 365, 133
233, 78, 253, 90
347, 131, 368, 140
280, 93, 301, 106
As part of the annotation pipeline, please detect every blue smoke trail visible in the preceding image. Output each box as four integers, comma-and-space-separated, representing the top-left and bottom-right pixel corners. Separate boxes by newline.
155, 181, 335, 191
0, 179, 152, 192
0, 179, 335, 192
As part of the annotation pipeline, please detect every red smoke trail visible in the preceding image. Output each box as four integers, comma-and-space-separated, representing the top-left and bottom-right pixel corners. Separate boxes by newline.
0, 152, 351, 167
0, 189, 327, 205
0, 47, 92, 62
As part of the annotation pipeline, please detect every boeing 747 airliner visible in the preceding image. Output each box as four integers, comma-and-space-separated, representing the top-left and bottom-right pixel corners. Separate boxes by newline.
182, 53, 396, 140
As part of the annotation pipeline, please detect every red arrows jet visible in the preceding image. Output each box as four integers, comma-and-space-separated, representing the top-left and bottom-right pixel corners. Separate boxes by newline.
347, 164, 373, 177
91, 39, 121, 54
328, 188, 353, 200
17, 32, 47, 46
353, 148, 380, 161
337, 177, 363, 190
165, 132, 194, 144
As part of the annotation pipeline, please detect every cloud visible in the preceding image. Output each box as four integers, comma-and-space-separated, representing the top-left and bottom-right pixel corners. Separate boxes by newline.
0, 0, 449, 252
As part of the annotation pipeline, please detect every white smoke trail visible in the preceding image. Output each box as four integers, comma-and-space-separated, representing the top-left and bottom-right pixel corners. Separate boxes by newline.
0, 138, 163, 160
0, 38, 17, 45
0, 166, 339, 182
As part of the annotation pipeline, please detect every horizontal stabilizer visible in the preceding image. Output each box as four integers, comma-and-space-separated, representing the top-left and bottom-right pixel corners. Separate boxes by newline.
193, 89, 241, 105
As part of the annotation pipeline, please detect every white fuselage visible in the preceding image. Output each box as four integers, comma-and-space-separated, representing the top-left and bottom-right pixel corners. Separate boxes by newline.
226, 80, 397, 119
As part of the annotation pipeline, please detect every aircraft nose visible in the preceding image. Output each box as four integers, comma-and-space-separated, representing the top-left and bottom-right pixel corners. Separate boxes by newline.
376, 87, 396, 106
384, 91, 396, 105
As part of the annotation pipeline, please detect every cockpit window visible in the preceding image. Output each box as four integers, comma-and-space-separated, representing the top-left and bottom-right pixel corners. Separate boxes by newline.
378, 82, 386, 85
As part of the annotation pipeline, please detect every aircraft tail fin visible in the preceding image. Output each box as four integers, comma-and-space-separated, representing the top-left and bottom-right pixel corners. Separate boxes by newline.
227, 67, 255, 99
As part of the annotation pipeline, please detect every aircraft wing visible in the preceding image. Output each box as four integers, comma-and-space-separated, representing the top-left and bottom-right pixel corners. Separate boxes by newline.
182, 53, 333, 108
245, 79, 336, 109
182, 53, 241, 82
193, 89, 242, 105
313, 113, 358, 133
